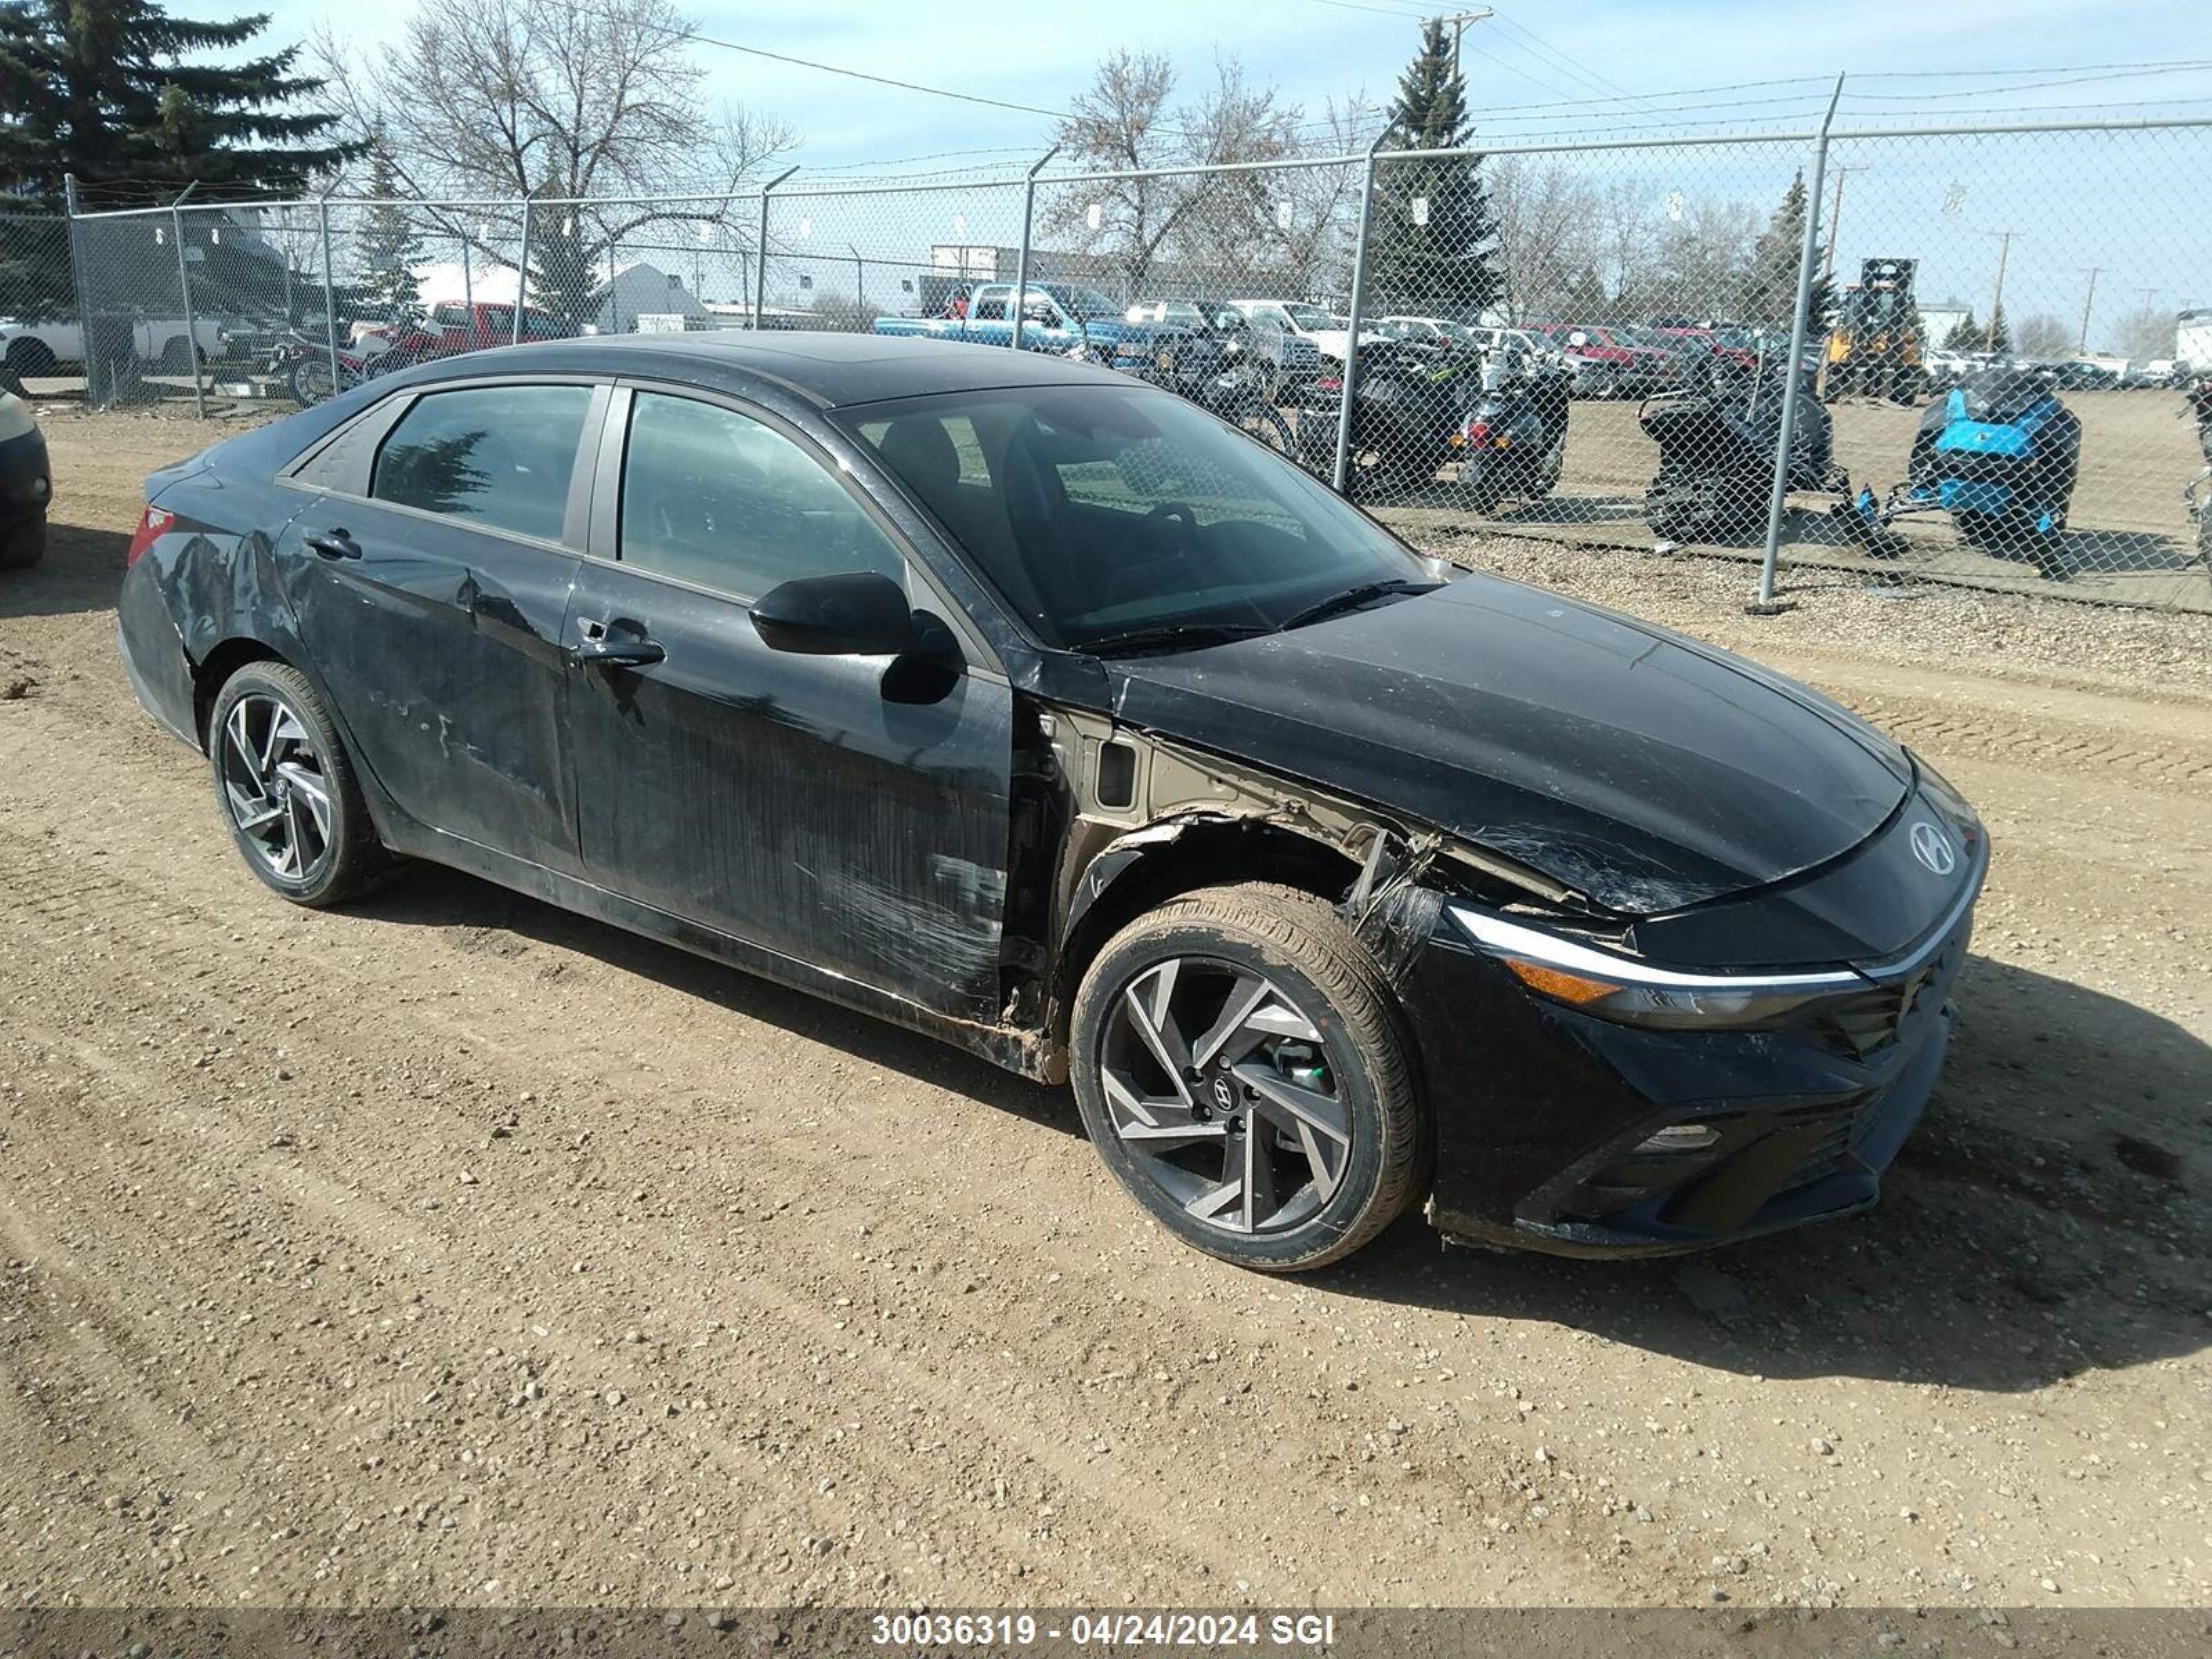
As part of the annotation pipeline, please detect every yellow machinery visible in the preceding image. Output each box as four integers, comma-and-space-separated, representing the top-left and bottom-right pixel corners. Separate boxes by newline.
1826, 258, 1922, 400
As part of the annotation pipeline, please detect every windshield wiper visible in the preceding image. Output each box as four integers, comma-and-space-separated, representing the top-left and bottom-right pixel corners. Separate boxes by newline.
1080, 621, 1274, 658
1276, 579, 1438, 632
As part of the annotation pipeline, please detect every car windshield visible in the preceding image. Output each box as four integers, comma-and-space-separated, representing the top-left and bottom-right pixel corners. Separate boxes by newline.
847, 384, 1429, 651
1280, 303, 1335, 330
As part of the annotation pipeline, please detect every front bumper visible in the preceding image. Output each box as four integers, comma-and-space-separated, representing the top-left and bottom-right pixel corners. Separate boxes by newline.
1405, 796, 1985, 1257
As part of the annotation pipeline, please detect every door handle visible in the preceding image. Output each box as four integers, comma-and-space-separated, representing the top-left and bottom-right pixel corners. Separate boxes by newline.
305, 528, 361, 560
573, 618, 666, 667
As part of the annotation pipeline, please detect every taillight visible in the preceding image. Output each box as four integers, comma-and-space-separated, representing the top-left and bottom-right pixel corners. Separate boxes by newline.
127, 503, 173, 567
1314, 375, 1342, 391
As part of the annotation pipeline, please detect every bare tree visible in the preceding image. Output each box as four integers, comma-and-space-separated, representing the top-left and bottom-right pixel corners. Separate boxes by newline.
1649, 198, 1758, 321
1488, 156, 1597, 322
1050, 50, 1302, 295
314, 0, 796, 324
2113, 306, 2177, 360
1594, 180, 1656, 316
2012, 312, 2074, 358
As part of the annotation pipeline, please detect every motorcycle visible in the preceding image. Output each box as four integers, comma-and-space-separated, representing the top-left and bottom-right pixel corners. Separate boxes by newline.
1288, 341, 1473, 498
1637, 351, 1837, 538
1452, 346, 1571, 514
2184, 368, 2212, 568
270, 317, 441, 408
1842, 366, 2081, 577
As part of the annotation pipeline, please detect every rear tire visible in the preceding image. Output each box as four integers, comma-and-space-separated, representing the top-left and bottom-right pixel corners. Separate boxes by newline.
207, 662, 392, 908
1070, 883, 1426, 1272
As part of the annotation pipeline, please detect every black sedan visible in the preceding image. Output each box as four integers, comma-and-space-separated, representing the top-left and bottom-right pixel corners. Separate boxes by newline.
118, 334, 1986, 1271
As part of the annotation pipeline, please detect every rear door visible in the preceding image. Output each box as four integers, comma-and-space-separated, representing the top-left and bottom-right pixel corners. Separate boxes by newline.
279, 378, 605, 872
562, 384, 1015, 1020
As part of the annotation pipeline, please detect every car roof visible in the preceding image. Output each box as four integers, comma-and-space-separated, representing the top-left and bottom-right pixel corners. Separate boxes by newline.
389, 330, 1116, 410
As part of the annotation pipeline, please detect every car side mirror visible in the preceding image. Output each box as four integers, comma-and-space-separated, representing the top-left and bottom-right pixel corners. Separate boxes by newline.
751, 571, 917, 656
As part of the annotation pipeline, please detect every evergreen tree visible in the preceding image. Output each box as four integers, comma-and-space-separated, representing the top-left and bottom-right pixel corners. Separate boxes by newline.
357, 138, 424, 321
527, 187, 606, 335
1983, 301, 2011, 353
1944, 306, 2010, 353
0, 2, 357, 203
1742, 172, 1835, 335
1368, 19, 1499, 319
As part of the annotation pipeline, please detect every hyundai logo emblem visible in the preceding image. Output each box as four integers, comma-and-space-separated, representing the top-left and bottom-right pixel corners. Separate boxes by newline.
1909, 821, 1957, 877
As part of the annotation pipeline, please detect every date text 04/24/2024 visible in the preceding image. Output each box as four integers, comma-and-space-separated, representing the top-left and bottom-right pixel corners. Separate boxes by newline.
869, 1612, 1340, 1649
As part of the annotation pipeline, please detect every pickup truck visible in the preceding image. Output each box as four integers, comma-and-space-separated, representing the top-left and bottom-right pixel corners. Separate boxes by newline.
0, 313, 225, 387
872, 282, 1147, 361
1223, 300, 1385, 370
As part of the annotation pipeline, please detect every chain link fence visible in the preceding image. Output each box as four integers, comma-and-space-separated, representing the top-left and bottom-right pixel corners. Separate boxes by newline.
24, 112, 2212, 611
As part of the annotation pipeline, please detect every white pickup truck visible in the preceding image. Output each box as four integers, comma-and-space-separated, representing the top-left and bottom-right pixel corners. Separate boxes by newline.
0, 314, 226, 388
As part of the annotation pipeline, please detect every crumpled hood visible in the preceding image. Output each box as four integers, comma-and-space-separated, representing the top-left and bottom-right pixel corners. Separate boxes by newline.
1106, 574, 1911, 915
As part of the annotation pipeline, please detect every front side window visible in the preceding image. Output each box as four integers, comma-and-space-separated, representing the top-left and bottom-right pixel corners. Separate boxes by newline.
1282, 303, 1335, 330
371, 384, 592, 541
618, 392, 905, 599
849, 385, 1426, 650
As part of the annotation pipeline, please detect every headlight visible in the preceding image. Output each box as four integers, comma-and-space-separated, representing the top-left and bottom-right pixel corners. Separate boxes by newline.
1447, 906, 1862, 1030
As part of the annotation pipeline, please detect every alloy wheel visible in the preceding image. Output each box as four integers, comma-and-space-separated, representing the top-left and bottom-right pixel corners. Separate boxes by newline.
218, 693, 334, 881
1097, 957, 1350, 1235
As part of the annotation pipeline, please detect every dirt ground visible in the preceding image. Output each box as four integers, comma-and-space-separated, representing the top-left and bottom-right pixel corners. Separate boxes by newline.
1, 409, 2208, 1615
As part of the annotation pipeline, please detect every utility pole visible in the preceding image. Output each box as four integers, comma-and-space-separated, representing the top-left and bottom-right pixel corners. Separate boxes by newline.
1822, 165, 1863, 278
2077, 266, 2101, 354
1438, 9, 1494, 82
1984, 229, 2017, 351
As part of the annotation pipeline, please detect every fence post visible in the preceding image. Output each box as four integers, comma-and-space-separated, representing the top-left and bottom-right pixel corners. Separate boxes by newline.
1011, 145, 1060, 354
317, 189, 341, 398
756, 167, 800, 329
514, 194, 534, 346
62, 176, 104, 406
1752, 74, 1846, 615
169, 183, 206, 419
1335, 124, 1397, 495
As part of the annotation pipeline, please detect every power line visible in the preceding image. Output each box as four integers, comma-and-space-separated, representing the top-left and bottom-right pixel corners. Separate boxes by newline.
680, 30, 1068, 119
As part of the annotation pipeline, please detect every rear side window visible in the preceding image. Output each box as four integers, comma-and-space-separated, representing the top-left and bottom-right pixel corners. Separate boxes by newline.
617, 392, 904, 599
371, 384, 592, 542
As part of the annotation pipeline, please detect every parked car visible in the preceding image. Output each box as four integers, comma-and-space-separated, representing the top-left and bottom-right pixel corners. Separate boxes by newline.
0, 388, 50, 569
1580, 326, 1676, 393
425, 299, 568, 350
1120, 299, 1308, 402
1521, 324, 1624, 399
1650, 324, 1756, 372
873, 281, 1144, 362
1222, 299, 1383, 371
117, 332, 1987, 1271
0, 312, 225, 389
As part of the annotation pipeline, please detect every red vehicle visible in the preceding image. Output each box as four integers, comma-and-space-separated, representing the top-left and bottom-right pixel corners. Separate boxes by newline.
420, 300, 570, 354
1651, 324, 1759, 372
1529, 322, 1670, 395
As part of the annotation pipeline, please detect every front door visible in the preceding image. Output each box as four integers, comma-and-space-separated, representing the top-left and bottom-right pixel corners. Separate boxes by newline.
563, 386, 1014, 1021
280, 379, 601, 871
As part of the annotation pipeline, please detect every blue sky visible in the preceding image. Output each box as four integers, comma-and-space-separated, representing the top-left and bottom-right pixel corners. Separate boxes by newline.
267, 0, 2212, 170
252, 0, 2212, 339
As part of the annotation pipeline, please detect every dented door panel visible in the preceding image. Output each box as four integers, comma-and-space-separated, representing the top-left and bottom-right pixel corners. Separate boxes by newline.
563, 561, 1015, 1022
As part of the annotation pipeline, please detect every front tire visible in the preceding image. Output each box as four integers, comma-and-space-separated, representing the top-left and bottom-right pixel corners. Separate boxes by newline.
1070, 883, 1425, 1272
0, 516, 44, 570
207, 662, 390, 907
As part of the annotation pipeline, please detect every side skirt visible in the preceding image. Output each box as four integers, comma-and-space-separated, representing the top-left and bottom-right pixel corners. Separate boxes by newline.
378, 819, 1058, 1083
